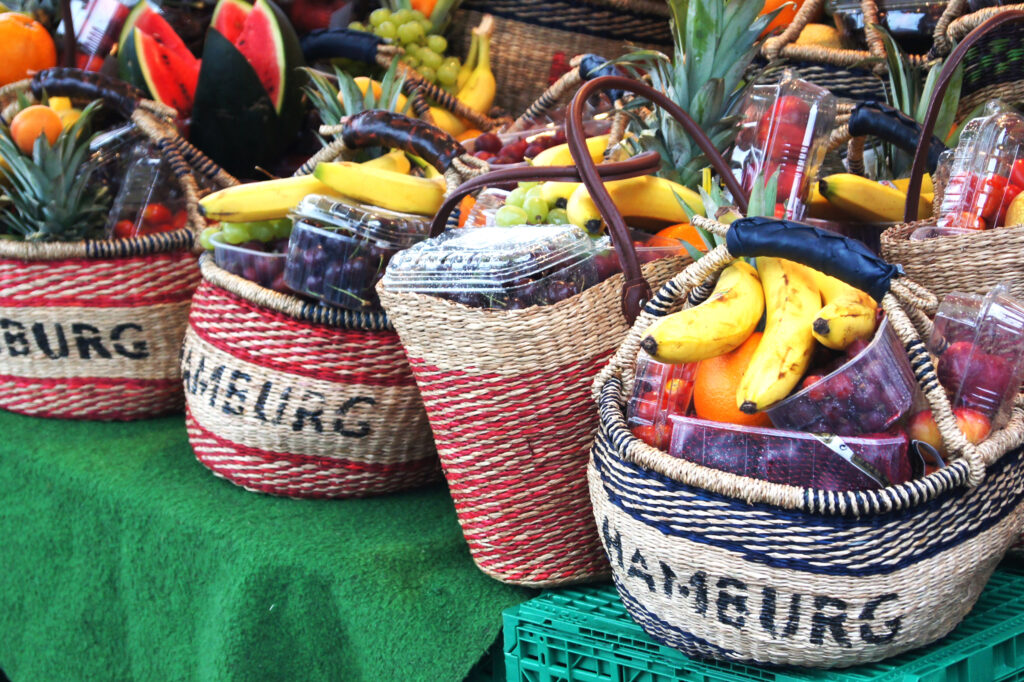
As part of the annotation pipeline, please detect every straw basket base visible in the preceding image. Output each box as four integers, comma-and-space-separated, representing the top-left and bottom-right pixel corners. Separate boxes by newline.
588, 438, 1024, 669
0, 250, 199, 421
182, 274, 438, 499
0, 376, 182, 420
186, 408, 441, 498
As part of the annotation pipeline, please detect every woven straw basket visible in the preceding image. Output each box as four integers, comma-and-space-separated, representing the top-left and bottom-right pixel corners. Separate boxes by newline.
182, 256, 439, 498
377, 78, 746, 587
758, 0, 930, 104
447, 0, 672, 115
0, 68, 228, 420
182, 110, 500, 497
588, 213, 1024, 669
881, 11, 1024, 302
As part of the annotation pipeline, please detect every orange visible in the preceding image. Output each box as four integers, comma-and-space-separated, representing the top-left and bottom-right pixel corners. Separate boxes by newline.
457, 194, 476, 227
456, 128, 484, 142
693, 332, 773, 427
655, 222, 708, 252
10, 105, 62, 155
0, 13, 57, 87
760, 0, 805, 38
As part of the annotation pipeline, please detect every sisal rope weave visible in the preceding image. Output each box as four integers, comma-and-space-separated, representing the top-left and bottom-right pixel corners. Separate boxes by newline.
378, 254, 689, 586
590, 217, 1024, 667
182, 255, 438, 498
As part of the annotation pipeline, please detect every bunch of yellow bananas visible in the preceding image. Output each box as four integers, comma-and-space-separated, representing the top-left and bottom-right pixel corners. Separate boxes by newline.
428, 16, 496, 136
640, 257, 878, 415
198, 151, 445, 222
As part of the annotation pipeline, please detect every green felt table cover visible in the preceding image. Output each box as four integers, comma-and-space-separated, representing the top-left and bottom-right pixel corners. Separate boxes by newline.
0, 410, 536, 681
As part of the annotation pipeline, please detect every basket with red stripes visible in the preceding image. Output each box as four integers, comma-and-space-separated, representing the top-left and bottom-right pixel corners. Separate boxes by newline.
375, 79, 738, 586
0, 68, 228, 420
182, 255, 439, 497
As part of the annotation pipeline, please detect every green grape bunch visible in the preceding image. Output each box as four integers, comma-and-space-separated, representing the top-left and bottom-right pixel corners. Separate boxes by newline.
350, 8, 463, 91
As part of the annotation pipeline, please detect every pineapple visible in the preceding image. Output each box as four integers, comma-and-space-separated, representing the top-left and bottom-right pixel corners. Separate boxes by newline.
0, 102, 111, 242
304, 60, 408, 129
618, 0, 777, 187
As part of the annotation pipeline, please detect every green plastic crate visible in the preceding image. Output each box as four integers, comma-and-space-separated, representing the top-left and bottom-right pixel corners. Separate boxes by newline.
504, 560, 1024, 682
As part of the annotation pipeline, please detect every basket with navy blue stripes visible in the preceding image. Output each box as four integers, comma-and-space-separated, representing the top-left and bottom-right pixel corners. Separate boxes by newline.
587, 214, 1024, 669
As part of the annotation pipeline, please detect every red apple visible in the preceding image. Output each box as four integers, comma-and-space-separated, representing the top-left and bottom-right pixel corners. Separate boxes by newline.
906, 408, 991, 459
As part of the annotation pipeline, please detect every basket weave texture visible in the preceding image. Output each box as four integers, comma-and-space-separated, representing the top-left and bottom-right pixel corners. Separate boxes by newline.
378, 255, 688, 586
589, 218, 1024, 668
183, 256, 439, 498
448, 0, 671, 114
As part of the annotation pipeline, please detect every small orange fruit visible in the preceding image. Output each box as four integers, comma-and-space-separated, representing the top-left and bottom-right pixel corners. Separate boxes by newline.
10, 105, 63, 155
760, 0, 804, 38
656, 222, 708, 252
457, 128, 484, 142
0, 13, 57, 87
693, 332, 773, 427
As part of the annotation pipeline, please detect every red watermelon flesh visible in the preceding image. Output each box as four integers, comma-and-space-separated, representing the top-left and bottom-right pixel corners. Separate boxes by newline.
135, 9, 195, 64
211, 0, 252, 44
136, 30, 201, 116
233, 0, 286, 113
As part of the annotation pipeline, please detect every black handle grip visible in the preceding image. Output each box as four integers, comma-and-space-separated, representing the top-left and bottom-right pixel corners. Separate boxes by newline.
725, 217, 902, 301
300, 29, 383, 64
848, 101, 946, 173
577, 54, 624, 101
31, 68, 143, 119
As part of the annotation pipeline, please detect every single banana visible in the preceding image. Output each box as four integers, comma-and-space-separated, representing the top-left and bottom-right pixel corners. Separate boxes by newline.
737, 257, 821, 413
530, 135, 610, 168
455, 17, 495, 115
199, 175, 340, 222
361, 150, 412, 175
891, 173, 933, 195
566, 175, 703, 233
818, 173, 931, 223
539, 181, 581, 209
801, 265, 878, 351
457, 32, 479, 91
639, 260, 764, 364
313, 162, 446, 216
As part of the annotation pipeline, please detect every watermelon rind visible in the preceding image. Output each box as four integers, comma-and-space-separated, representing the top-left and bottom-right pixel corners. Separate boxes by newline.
117, 0, 152, 86
259, 0, 306, 135
191, 27, 282, 178
117, 0, 152, 59
118, 2, 199, 98
234, 0, 288, 113
211, 0, 252, 44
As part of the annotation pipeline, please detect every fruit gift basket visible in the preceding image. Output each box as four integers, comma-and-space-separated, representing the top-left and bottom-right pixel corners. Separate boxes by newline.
180, 110, 491, 498
585, 143, 1024, 666
0, 68, 226, 420
882, 10, 1024, 301
376, 78, 745, 586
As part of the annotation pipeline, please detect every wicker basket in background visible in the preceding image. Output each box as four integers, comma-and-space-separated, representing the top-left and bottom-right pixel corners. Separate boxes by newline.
447, 0, 672, 115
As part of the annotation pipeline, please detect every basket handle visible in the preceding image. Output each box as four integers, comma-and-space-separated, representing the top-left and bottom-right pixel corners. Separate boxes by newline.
599, 216, 999, 488
340, 109, 467, 176
30, 68, 146, 120
905, 9, 1024, 222
565, 75, 747, 323
762, 0, 886, 63
848, 101, 947, 173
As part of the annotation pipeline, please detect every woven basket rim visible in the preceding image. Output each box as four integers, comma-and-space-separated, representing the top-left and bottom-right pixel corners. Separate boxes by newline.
881, 220, 1024, 247
597, 374, 1024, 516
200, 253, 392, 331
0, 227, 197, 261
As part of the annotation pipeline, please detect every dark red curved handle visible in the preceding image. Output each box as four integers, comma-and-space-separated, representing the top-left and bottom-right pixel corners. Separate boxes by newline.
906, 10, 1024, 222
566, 75, 748, 322
342, 109, 466, 175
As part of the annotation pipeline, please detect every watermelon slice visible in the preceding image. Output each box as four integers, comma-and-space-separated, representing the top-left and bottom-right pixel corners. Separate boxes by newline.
118, 3, 201, 116
233, 0, 288, 113
211, 0, 252, 44
135, 30, 201, 116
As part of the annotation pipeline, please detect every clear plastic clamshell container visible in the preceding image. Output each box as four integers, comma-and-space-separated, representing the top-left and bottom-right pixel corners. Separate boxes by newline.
731, 75, 837, 221
927, 284, 1024, 432
212, 233, 290, 293
766, 317, 918, 436
626, 355, 698, 451
284, 194, 431, 310
935, 103, 1024, 230
381, 224, 605, 309
668, 414, 912, 491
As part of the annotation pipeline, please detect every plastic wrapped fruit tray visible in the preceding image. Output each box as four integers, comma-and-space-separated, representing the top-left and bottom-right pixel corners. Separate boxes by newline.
503, 561, 1024, 682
